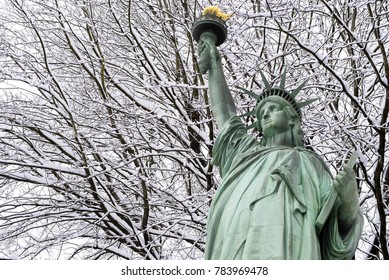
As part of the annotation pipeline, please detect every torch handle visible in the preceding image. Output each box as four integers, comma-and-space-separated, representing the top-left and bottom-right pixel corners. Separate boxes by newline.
199, 48, 211, 74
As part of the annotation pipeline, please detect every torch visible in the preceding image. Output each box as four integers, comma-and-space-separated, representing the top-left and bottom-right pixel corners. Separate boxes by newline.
191, 6, 231, 74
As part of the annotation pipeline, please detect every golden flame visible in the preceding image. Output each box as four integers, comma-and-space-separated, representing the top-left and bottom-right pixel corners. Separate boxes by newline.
202, 6, 232, 21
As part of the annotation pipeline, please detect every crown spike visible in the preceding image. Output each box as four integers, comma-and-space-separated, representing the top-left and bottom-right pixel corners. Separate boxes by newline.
280, 68, 287, 90
238, 86, 260, 101
258, 69, 272, 90
290, 79, 308, 99
297, 98, 319, 109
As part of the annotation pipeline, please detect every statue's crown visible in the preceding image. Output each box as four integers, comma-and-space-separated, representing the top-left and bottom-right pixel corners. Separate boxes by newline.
239, 69, 317, 130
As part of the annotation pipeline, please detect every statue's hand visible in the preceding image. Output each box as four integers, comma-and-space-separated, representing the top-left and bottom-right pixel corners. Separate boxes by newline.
333, 159, 359, 222
333, 164, 358, 204
198, 36, 221, 74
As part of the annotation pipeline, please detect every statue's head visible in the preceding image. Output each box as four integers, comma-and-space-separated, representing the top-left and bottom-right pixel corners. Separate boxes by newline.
255, 90, 304, 146
238, 70, 317, 147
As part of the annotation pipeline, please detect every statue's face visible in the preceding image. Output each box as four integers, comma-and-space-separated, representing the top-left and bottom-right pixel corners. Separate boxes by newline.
259, 101, 290, 137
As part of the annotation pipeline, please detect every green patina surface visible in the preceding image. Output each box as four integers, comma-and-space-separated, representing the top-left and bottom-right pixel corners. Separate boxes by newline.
197, 32, 363, 260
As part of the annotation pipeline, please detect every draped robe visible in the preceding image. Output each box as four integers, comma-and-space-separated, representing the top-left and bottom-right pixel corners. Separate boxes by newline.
205, 117, 363, 259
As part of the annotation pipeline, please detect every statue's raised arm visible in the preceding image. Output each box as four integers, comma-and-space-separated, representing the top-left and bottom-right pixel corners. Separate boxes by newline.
198, 34, 236, 129
192, 7, 236, 129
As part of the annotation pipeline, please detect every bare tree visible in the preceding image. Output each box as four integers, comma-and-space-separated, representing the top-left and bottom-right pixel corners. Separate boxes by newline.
0, 0, 387, 259
0, 0, 211, 259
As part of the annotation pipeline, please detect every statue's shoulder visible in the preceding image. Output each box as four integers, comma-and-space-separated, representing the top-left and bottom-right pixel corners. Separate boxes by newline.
216, 116, 257, 145
295, 147, 332, 176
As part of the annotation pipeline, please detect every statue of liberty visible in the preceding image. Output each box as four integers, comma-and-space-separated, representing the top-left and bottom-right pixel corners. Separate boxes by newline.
192, 7, 363, 260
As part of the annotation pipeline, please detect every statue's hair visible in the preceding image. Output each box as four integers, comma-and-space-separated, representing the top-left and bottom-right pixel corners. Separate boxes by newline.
255, 96, 304, 147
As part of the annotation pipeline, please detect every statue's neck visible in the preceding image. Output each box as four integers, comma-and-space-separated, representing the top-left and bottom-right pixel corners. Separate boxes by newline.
261, 131, 295, 148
